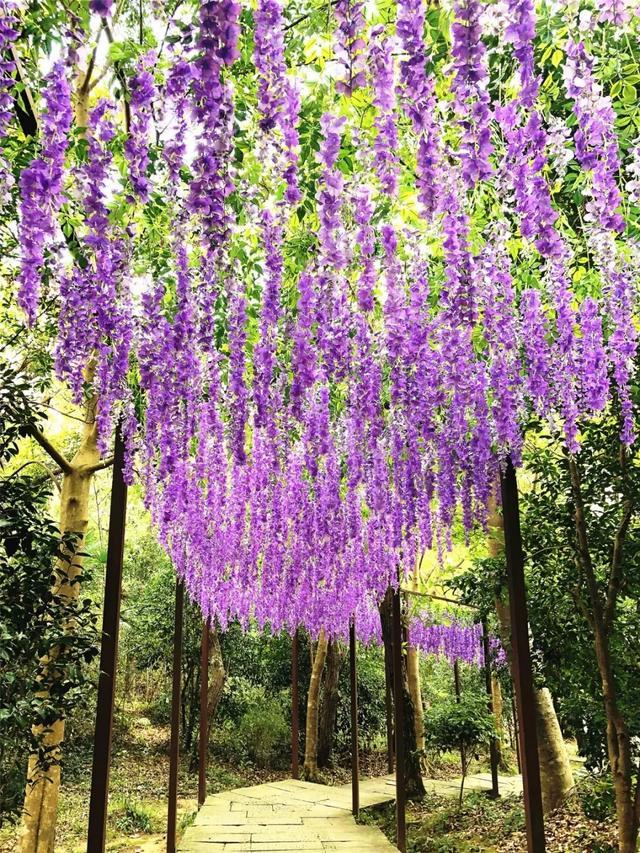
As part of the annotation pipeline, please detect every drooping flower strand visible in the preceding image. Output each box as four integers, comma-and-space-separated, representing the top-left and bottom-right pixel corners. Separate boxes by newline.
124, 51, 157, 202
451, 0, 493, 187
189, 0, 241, 347
564, 39, 637, 443
334, 0, 367, 96
18, 61, 72, 324
396, 0, 440, 215
254, 0, 287, 131
369, 29, 399, 197
0, 1, 18, 206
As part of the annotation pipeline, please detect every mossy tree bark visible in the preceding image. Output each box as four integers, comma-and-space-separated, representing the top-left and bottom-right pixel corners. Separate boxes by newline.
488, 489, 574, 815
568, 456, 639, 852
19, 56, 114, 853
379, 589, 425, 799
20, 384, 107, 852
303, 629, 328, 782
317, 639, 344, 769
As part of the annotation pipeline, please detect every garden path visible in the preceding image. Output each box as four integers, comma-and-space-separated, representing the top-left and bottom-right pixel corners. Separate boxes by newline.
178, 772, 523, 851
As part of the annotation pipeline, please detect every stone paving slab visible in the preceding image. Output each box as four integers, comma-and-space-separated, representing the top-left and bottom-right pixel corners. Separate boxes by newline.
178, 773, 523, 852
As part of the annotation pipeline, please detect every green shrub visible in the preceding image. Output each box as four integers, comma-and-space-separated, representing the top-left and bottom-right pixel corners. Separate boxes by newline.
113, 799, 153, 834
237, 692, 290, 767
425, 695, 496, 805
577, 774, 616, 822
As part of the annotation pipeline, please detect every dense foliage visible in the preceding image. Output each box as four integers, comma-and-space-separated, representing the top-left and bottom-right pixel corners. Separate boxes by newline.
0, 367, 98, 824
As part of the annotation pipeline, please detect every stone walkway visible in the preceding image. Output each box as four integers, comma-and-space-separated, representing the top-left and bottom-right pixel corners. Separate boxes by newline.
178, 773, 523, 852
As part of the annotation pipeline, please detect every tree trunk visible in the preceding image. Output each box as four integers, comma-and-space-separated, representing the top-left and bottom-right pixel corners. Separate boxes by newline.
207, 627, 226, 734
406, 645, 425, 758
317, 639, 344, 768
568, 457, 639, 852
491, 675, 506, 770
488, 490, 574, 815
303, 629, 328, 782
20, 411, 100, 853
379, 589, 425, 799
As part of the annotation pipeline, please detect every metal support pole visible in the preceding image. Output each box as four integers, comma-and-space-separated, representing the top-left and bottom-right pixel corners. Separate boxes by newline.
384, 641, 394, 773
291, 629, 299, 780
453, 659, 466, 776
87, 426, 128, 852
198, 617, 210, 808
392, 588, 406, 853
501, 458, 545, 852
167, 578, 184, 853
349, 618, 360, 818
512, 694, 522, 773
481, 619, 500, 799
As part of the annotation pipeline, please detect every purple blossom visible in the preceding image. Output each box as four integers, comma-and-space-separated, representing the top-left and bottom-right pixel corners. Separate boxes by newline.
334, 0, 367, 96
0, 1, 18, 207
396, 0, 440, 214
124, 51, 157, 202
18, 61, 72, 324
451, 0, 493, 187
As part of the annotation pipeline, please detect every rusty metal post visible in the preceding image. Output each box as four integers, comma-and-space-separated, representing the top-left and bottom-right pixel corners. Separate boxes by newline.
198, 617, 210, 807
384, 640, 394, 773
481, 619, 500, 799
501, 458, 545, 852
512, 694, 522, 773
392, 588, 406, 853
349, 618, 360, 818
291, 629, 299, 780
87, 426, 128, 852
453, 659, 466, 777
167, 578, 184, 853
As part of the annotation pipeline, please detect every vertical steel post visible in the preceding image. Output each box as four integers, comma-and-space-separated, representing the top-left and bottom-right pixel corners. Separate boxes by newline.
481, 619, 500, 799
349, 618, 360, 818
291, 629, 299, 780
87, 425, 128, 853
198, 617, 210, 808
501, 458, 545, 852
167, 578, 184, 853
453, 659, 466, 776
384, 642, 395, 773
512, 694, 522, 773
392, 588, 406, 853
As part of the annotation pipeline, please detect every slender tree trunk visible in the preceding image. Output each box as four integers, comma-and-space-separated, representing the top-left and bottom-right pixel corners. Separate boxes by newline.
207, 627, 226, 735
568, 457, 639, 852
317, 639, 344, 768
379, 589, 425, 799
406, 645, 425, 757
491, 675, 506, 770
20, 405, 100, 853
303, 629, 328, 782
488, 489, 574, 814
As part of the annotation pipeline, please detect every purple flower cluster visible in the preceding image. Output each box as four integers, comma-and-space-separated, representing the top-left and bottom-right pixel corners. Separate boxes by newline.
124, 51, 157, 202
451, 0, 493, 187
396, 0, 440, 215
0, 1, 18, 206
409, 617, 506, 669
334, 0, 367, 96
11, 0, 640, 639
369, 29, 398, 196
18, 61, 72, 324
89, 0, 114, 16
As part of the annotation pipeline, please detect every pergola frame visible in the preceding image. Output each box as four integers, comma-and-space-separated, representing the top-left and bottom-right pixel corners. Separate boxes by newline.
87, 451, 545, 853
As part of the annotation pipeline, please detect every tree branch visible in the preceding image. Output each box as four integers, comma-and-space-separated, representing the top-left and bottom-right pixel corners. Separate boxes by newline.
604, 443, 635, 632
568, 455, 606, 633
84, 456, 114, 474
2, 460, 62, 492
27, 425, 73, 475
